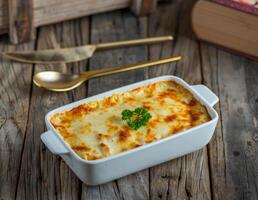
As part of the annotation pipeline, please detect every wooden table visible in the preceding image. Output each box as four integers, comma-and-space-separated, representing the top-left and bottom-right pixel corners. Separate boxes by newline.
0, 0, 257, 199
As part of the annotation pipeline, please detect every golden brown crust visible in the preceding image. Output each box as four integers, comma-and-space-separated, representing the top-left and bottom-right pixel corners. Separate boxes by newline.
50, 81, 211, 160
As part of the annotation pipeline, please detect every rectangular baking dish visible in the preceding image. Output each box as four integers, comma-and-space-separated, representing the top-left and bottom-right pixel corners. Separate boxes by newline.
41, 75, 219, 185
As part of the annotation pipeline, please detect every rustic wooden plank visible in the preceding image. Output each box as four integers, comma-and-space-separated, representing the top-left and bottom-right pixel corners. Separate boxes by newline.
0, 0, 131, 36
0, 0, 8, 34
81, 10, 149, 200
200, 43, 258, 199
131, 0, 158, 16
0, 0, 162, 38
199, 43, 226, 200
148, 0, 212, 199
15, 18, 90, 199
8, 0, 35, 43
0, 35, 34, 200
34, 0, 131, 27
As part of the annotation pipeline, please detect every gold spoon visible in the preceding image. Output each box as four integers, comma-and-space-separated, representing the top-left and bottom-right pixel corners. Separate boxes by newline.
33, 56, 181, 92
2, 36, 173, 64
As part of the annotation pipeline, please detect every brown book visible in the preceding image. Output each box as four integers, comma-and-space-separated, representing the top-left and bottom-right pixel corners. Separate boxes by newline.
192, 0, 258, 59
212, 0, 258, 16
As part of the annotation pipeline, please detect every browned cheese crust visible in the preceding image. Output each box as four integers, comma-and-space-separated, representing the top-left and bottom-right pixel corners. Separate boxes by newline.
50, 81, 211, 160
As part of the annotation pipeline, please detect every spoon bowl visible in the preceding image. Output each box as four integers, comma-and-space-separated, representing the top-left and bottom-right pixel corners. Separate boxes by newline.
33, 71, 84, 91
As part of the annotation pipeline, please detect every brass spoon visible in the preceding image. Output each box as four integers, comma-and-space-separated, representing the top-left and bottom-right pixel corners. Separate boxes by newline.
2, 36, 173, 64
33, 56, 181, 92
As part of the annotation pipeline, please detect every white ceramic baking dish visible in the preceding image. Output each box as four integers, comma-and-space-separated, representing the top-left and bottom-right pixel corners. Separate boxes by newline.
41, 75, 219, 185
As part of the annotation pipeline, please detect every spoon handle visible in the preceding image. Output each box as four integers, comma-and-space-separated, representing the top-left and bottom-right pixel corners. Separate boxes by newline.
94, 36, 173, 50
82, 56, 181, 79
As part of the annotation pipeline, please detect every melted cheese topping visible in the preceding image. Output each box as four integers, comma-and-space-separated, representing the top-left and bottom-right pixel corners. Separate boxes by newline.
50, 81, 211, 160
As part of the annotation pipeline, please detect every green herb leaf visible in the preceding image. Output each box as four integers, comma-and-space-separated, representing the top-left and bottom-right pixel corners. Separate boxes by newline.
121, 108, 152, 130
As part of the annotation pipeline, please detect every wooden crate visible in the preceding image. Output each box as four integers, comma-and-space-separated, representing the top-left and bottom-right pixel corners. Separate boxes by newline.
4, 0, 158, 44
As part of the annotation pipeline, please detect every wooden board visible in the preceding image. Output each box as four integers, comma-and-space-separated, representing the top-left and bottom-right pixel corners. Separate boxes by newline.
33, 0, 131, 27
131, 0, 158, 15
0, 0, 157, 37
0, 0, 131, 35
0, 0, 258, 199
200, 43, 258, 200
0, 0, 9, 34
0, 36, 34, 200
2, 0, 160, 43
8, 0, 35, 43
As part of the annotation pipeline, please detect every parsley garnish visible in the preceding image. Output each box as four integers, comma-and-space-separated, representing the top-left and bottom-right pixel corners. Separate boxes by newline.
121, 108, 152, 130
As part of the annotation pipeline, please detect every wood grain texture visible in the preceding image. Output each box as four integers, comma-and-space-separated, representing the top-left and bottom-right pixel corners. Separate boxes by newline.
0, 0, 8, 34
15, 18, 89, 200
0, 0, 131, 36
0, 36, 34, 200
148, 0, 212, 199
8, 0, 35, 43
1, 1, 257, 199
34, 0, 131, 27
200, 43, 258, 200
0, 0, 160, 39
131, 0, 158, 16
81, 10, 149, 200
198, 43, 225, 200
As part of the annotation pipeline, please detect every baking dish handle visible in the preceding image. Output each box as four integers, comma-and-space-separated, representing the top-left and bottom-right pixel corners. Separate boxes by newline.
41, 130, 69, 155
191, 85, 219, 107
